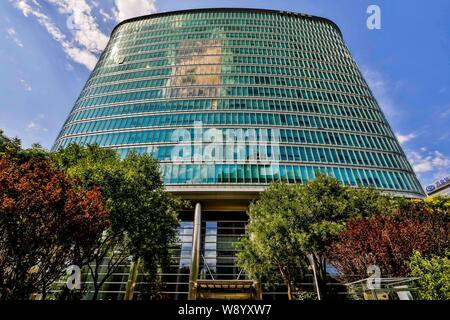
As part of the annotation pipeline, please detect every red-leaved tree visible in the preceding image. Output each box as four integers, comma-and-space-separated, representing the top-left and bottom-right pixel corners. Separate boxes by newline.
0, 156, 109, 300
327, 210, 449, 281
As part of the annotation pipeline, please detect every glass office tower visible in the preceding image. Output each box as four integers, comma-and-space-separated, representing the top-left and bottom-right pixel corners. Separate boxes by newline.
53, 8, 424, 299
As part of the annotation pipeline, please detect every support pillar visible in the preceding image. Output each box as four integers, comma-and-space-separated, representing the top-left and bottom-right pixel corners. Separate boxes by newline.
188, 202, 202, 300
308, 253, 321, 300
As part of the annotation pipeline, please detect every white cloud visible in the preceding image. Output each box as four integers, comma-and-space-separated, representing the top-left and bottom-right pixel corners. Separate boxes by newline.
13, 0, 32, 16
65, 62, 74, 71
47, 0, 108, 53
26, 121, 36, 130
441, 106, 450, 118
113, 0, 157, 22
99, 8, 114, 22
11, 0, 159, 69
6, 27, 24, 47
439, 133, 449, 141
432, 151, 450, 167
26, 121, 47, 133
407, 149, 450, 174
26, 114, 48, 133
19, 79, 32, 91
395, 132, 416, 144
11, 0, 107, 70
361, 66, 397, 118
63, 44, 98, 70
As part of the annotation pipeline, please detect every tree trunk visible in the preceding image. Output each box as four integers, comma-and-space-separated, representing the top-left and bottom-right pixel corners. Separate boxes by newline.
59, 286, 70, 300
287, 283, 293, 300
92, 287, 99, 301
41, 286, 47, 300
278, 266, 294, 300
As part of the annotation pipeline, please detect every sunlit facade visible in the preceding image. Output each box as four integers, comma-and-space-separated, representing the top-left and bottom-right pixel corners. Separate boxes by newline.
53, 8, 425, 299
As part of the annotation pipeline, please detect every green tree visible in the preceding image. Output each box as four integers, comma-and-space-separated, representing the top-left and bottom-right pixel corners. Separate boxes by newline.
53, 144, 184, 300
235, 182, 309, 300
0, 129, 21, 156
422, 196, 450, 217
0, 129, 48, 161
236, 173, 389, 299
409, 251, 450, 300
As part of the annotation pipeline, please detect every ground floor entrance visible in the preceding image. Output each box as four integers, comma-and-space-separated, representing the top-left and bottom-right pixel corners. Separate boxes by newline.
159, 207, 252, 300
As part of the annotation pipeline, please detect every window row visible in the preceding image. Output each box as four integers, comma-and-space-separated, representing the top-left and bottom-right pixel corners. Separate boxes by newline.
98, 41, 353, 77
223, 76, 367, 97
99, 45, 354, 74
115, 13, 338, 39
110, 26, 344, 54
80, 77, 168, 99
93, 54, 360, 86
99, 45, 355, 75
74, 86, 377, 112
113, 15, 340, 39
69, 99, 382, 124
222, 56, 358, 82
80, 73, 370, 101
61, 112, 391, 137
89, 58, 364, 89
137, 144, 409, 171
101, 35, 350, 69
222, 47, 354, 70
154, 162, 422, 193
114, 23, 341, 48
55, 127, 401, 155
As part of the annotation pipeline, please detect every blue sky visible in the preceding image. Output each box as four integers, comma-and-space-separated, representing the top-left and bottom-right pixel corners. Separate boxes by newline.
0, 0, 449, 186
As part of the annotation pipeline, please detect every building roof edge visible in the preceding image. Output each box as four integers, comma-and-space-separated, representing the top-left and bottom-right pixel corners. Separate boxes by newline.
110, 8, 342, 37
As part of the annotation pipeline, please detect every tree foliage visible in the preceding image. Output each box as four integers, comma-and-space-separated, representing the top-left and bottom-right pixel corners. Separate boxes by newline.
236, 173, 389, 299
409, 250, 450, 300
53, 144, 184, 299
1, 135, 184, 300
0, 129, 48, 162
0, 156, 108, 300
235, 182, 309, 300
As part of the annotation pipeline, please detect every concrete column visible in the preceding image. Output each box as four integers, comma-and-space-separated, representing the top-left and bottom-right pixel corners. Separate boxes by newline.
188, 202, 202, 300
307, 253, 321, 300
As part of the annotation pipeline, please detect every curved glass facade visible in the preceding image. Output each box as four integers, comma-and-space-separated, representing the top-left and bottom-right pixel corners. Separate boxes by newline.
53, 8, 424, 197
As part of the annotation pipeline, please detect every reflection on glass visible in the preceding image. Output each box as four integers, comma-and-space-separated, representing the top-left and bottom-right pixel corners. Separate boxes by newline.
166, 37, 224, 107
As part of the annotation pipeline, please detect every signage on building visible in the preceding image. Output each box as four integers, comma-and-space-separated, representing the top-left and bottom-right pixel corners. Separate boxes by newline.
426, 175, 450, 193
